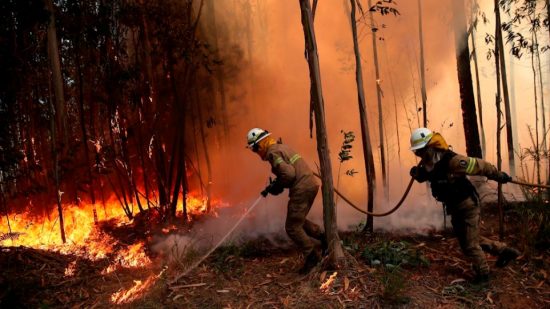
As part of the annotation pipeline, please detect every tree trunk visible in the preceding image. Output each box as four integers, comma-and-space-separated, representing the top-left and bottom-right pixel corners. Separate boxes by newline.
529, 33, 541, 189
0, 172, 12, 234
298, 0, 345, 264
139, 0, 158, 113
453, 0, 482, 158
349, 0, 376, 233
470, 25, 487, 158
417, 0, 428, 127
49, 97, 66, 244
196, 88, 213, 213
45, 0, 68, 145
533, 27, 547, 180
495, 3, 515, 175
206, 0, 230, 143
367, 0, 387, 198
75, 43, 98, 223
382, 43, 402, 165
494, 0, 505, 240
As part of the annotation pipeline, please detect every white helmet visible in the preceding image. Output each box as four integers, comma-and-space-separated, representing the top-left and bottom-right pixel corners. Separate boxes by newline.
410, 128, 433, 150
246, 128, 271, 148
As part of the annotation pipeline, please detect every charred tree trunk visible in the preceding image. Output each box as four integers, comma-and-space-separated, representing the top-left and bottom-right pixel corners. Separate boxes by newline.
206, 0, 229, 143
196, 88, 212, 214
75, 43, 98, 223
140, 0, 158, 113
167, 61, 188, 218
349, 0, 376, 233
417, 0, 428, 127
298, 0, 345, 264
49, 97, 66, 244
191, 102, 205, 197
470, 25, 487, 158
0, 172, 12, 234
495, 2, 515, 175
45, 0, 66, 243
136, 113, 151, 209
45, 0, 68, 145
453, 0, 482, 158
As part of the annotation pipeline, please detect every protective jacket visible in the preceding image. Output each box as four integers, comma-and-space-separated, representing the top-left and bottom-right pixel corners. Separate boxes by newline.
414, 150, 501, 207
265, 143, 318, 195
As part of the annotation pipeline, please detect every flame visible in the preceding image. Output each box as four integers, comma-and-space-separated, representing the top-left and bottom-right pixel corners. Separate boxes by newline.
102, 243, 151, 274
110, 276, 157, 304
0, 191, 221, 268
320, 272, 338, 291
64, 260, 77, 277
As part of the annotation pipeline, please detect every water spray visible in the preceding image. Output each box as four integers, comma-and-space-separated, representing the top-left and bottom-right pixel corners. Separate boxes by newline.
170, 195, 263, 284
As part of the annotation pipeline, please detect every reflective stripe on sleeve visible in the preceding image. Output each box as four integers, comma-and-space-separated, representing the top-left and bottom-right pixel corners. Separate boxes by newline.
273, 156, 284, 166
289, 154, 301, 165
465, 157, 476, 174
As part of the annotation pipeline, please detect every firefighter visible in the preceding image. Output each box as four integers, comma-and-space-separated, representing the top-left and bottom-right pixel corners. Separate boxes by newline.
409, 128, 520, 283
247, 128, 326, 274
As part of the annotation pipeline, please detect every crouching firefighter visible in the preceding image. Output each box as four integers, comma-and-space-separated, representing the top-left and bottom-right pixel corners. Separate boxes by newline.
409, 128, 521, 283
247, 128, 327, 274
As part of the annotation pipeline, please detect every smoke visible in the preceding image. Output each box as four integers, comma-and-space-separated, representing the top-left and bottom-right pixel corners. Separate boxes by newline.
151, 195, 294, 261
187, 0, 548, 239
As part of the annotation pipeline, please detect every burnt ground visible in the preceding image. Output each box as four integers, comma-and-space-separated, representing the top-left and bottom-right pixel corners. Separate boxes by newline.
0, 203, 548, 308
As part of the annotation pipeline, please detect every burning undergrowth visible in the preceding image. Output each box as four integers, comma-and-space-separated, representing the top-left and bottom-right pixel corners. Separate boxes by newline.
0, 191, 236, 306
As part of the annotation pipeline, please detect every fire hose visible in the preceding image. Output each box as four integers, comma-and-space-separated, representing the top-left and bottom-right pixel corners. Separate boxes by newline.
510, 179, 550, 189
313, 172, 550, 218
313, 172, 414, 217
170, 195, 263, 284
170, 175, 547, 283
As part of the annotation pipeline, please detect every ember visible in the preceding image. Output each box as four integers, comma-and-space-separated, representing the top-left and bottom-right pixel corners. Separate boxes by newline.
110, 276, 157, 304
320, 272, 338, 291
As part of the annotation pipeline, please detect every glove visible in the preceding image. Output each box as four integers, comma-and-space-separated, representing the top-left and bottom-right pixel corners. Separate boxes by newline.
410, 166, 428, 182
261, 178, 285, 197
409, 166, 418, 178
495, 171, 512, 183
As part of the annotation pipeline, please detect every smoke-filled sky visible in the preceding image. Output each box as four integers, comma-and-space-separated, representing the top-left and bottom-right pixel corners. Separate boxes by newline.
197, 0, 549, 232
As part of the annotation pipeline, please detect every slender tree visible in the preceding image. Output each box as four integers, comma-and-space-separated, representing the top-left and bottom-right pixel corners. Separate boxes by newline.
494, 0, 505, 240
348, 0, 376, 233
452, 0, 482, 158
205, 0, 230, 143
367, 0, 387, 197
298, 0, 345, 264
45, 0, 68, 145
45, 0, 67, 243
417, 0, 428, 127
196, 87, 213, 213
469, 1, 487, 158
495, 1, 515, 175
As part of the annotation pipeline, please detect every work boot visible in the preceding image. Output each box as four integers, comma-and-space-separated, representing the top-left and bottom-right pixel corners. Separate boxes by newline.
496, 247, 521, 267
320, 233, 328, 256
298, 250, 321, 275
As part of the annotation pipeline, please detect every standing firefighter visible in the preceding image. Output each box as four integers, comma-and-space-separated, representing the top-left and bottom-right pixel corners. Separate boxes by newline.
409, 128, 520, 283
247, 128, 326, 274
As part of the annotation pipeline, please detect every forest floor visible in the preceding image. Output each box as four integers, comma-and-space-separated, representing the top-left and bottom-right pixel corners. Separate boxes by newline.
1, 203, 548, 308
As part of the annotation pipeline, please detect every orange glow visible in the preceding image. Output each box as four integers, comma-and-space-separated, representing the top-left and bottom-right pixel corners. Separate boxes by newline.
0, 192, 223, 269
